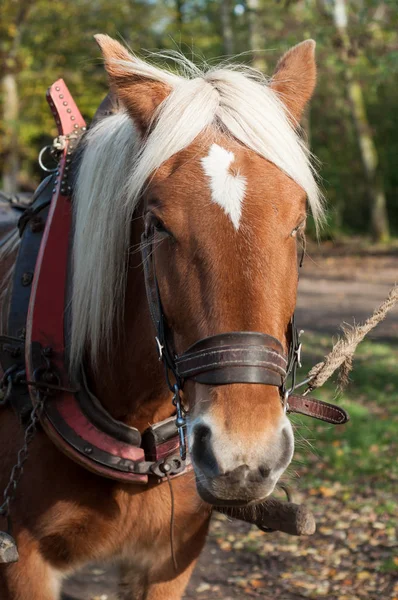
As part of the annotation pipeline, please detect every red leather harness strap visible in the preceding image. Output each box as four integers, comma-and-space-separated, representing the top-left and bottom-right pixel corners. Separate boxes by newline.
25, 80, 151, 483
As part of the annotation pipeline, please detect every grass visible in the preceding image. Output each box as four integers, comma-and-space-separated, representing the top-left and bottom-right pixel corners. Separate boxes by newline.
289, 332, 398, 491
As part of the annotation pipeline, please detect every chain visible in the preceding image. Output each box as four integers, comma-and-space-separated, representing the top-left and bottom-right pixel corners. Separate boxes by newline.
172, 384, 187, 461
0, 396, 46, 521
0, 366, 17, 407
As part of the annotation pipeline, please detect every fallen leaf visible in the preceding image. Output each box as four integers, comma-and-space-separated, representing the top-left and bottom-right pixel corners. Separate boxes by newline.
250, 579, 266, 588
196, 583, 211, 593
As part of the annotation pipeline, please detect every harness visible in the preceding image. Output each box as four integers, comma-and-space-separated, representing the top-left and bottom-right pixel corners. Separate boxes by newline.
141, 224, 349, 459
0, 80, 348, 490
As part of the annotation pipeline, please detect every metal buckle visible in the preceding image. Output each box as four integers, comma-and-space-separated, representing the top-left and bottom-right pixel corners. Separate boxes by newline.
155, 336, 164, 361
296, 342, 302, 368
292, 376, 313, 396
282, 389, 290, 414
151, 455, 185, 478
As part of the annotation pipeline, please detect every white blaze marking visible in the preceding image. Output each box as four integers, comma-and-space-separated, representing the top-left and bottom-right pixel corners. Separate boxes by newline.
201, 144, 247, 230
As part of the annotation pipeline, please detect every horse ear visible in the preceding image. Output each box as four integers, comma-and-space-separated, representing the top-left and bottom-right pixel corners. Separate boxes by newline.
94, 34, 171, 131
270, 40, 316, 124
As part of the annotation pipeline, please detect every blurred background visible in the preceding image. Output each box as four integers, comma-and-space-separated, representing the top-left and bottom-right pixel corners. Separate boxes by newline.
1, 1, 397, 599
1, 0, 398, 242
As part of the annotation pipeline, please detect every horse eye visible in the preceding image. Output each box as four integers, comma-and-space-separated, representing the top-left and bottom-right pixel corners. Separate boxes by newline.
153, 218, 166, 233
151, 216, 172, 238
291, 219, 306, 238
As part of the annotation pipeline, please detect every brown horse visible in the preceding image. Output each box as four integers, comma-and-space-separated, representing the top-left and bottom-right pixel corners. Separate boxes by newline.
0, 36, 323, 599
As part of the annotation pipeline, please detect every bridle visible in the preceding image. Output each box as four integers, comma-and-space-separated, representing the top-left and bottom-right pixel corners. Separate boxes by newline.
141, 224, 314, 460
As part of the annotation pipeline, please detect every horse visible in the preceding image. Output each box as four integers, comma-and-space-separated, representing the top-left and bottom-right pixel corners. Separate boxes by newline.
0, 35, 324, 599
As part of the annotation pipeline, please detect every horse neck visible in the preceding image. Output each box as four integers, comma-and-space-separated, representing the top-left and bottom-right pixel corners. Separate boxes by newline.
89, 217, 173, 431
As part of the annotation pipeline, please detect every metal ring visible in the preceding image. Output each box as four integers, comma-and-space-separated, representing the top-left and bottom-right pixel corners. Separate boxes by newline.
293, 377, 312, 394
38, 146, 58, 173
282, 390, 289, 414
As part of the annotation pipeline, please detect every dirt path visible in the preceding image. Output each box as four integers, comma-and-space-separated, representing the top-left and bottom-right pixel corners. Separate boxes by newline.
296, 251, 398, 338
63, 485, 397, 600
62, 253, 398, 600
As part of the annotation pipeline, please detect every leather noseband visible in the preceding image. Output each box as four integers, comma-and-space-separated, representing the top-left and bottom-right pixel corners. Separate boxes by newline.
175, 331, 287, 386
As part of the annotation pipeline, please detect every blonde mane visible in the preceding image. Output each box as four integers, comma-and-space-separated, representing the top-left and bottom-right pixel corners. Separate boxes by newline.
71, 52, 324, 372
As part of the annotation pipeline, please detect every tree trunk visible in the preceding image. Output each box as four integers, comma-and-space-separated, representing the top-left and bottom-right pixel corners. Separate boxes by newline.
0, 1, 33, 195
220, 0, 234, 56
333, 0, 389, 242
246, 0, 267, 73
175, 0, 183, 27
2, 73, 20, 195
346, 79, 389, 242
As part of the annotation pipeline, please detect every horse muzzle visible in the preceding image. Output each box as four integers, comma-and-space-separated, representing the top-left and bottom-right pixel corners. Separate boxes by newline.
189, 415, 294, 506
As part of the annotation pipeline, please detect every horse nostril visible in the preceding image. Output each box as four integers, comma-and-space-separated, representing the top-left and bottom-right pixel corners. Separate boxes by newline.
194, 424, 212, 446
258, 464, 271, 479
192, 424, 219, 477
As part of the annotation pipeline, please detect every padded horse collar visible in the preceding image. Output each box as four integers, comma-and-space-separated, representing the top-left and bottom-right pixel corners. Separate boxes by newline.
0, 80, 191, 485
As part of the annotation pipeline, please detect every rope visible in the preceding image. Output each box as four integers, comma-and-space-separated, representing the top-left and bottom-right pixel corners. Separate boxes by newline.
306, 283, 398, 390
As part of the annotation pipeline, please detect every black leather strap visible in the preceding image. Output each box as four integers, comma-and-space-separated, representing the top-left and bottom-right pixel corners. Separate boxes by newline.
0, 176, 54, 421
8, 177, 54, 339
17, 175, 53, 237
76, 367, 142, 446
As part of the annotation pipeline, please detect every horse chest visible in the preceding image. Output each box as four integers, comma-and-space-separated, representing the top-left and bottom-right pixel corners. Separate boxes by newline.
35, 462, 209, 576
111, 479, 210, 569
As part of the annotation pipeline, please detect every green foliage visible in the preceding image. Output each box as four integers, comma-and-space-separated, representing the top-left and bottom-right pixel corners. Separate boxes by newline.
294, 332, 398, 489
0, 0, 397, 236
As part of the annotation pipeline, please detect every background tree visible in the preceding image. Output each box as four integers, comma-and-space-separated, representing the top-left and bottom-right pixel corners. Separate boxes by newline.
220, 0, 234, 55
0, 0, 396, 241
330, 0, 390, 241
0, 0, 35, 194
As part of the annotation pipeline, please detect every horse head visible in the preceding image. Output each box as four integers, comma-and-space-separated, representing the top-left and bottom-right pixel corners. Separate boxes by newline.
72, 36, 323, 506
